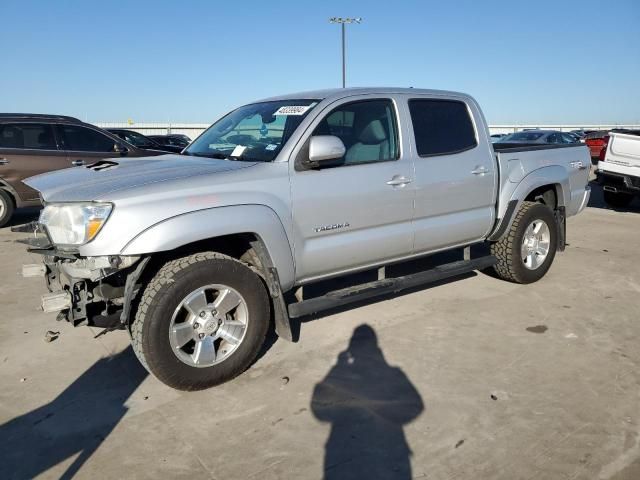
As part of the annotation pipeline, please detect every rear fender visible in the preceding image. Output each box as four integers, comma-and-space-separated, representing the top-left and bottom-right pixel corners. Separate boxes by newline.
489, 166, 569, 241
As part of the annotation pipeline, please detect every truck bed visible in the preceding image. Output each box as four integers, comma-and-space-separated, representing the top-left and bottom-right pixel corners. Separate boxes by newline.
492, 142, 591, 220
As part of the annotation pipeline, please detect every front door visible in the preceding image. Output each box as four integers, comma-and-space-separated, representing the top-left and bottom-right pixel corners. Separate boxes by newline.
56, 124, 123, 166
290, 97, 415, 283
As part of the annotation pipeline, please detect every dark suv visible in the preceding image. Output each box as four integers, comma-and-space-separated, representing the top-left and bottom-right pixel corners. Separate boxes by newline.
0, 114, 165, 226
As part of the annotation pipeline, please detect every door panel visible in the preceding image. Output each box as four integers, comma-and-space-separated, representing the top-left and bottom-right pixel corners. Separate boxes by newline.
289, 97, 415, 282
291, 161, 415, 281
412, 149, 496, 251
0, 149, 69, 201
407, 98, 497, 252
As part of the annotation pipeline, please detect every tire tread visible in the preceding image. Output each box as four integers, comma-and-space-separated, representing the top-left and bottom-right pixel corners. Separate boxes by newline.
490, 201, 553, 284
131, 252, 267, 390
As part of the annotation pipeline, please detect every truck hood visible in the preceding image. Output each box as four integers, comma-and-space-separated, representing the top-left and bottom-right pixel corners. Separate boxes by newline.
24, 155, 258, 202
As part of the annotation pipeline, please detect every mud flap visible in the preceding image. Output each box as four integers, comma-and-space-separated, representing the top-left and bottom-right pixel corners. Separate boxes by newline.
249, 239, 293, 342
555, 206, 566, 252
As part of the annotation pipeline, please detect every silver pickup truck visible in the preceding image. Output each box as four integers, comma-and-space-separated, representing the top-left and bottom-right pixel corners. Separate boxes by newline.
18, 88, 591, 390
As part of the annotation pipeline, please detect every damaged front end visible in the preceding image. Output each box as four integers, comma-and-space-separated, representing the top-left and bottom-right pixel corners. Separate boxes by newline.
14, 221, 148, 331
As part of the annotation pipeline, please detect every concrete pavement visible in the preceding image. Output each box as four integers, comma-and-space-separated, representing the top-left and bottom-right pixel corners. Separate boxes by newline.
0, 186, 639, 480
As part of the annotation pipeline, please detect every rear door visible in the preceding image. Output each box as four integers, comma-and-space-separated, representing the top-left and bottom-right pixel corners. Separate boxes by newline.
407, 97, 497, 253
57, 124, 123, 165
289, 96, 415, 282
0, 122, 68, 202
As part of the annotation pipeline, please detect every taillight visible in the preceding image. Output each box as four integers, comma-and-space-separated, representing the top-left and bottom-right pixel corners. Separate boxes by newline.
599, 136, 609, 162
599, 147, 606, 162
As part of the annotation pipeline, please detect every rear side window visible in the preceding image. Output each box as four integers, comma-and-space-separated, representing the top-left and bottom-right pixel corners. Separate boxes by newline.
61, 125, 116, 152
0, 123, 57, 150
408, 99, 477, 156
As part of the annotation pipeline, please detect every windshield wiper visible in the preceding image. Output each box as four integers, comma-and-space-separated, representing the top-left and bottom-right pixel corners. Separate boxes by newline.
185, 151, 228, 159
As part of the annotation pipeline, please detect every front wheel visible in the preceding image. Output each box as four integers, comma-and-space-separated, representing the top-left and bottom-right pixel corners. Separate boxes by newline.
490, 201, 558, 284
0, 189, 15, 228
131, 252, 270, 391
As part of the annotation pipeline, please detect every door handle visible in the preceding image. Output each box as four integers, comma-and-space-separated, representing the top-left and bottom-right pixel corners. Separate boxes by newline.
0, 158, 9, 165
386, 176, 412, 187
570, 161, 587, 170
72, 159, 85, 166
471, 166, 489, 175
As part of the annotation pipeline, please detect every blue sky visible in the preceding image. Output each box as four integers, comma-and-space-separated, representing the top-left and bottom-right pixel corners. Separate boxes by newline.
1, 0, 639, 124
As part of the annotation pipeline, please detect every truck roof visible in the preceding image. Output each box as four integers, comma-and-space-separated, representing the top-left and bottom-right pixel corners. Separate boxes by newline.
259, 87, 473, 103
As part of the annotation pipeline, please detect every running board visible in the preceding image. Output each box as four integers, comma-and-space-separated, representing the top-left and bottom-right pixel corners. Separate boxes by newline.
287, 255, 497, 318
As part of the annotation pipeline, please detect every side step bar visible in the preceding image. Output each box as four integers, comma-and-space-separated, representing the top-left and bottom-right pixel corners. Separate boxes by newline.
288, 255, 497, 318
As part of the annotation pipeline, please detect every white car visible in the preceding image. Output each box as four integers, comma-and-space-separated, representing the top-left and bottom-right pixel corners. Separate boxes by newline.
596, 131, 640, 207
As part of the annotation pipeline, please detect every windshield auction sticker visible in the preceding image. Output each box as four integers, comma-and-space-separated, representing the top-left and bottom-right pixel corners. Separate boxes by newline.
274, 105, 311, 116
230, 145, 247, 157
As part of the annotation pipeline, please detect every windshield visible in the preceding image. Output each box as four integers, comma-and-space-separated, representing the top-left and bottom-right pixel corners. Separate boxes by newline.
502, 132, 545, 142
185, 99, 319, 161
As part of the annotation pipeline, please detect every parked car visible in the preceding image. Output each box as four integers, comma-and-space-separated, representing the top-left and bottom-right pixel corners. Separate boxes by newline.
0, 114, 166, 227
107, 129, 180, 153
498, 130, 578, 145
566, 132, 581, 142
596, 130, 640, 208
18, 88, 591, 390
490, 133, 508, 143
148, 134, 190, 151
168, 134, 192, 144
569, 129, 596, 140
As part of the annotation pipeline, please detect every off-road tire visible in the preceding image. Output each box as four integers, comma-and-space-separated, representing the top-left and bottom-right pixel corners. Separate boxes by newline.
131, 252, 270, 391
603, 190, 634, 209
490, 201, 558, 284
0, 189, 15, 228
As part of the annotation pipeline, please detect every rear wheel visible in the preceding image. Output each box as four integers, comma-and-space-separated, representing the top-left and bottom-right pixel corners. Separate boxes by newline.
131, 252, 270, 390
603, 190, 634, 209
490, 201, 558, 284
0, 189, 15, 228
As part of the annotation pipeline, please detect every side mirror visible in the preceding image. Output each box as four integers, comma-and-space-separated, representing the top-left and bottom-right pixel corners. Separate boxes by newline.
307, 135, 346, 166
114, 143, 128, 155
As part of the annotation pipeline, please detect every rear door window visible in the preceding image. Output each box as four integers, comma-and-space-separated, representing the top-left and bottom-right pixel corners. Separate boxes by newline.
60, 125, 117, 152
0, 123, 57, 150
408, 99, 477, 156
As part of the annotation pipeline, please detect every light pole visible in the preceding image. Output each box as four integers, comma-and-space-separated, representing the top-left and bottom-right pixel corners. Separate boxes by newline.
329, 17, 362, 88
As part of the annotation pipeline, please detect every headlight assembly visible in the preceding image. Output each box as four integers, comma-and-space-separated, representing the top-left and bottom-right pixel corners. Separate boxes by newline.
39, 203, 113, 246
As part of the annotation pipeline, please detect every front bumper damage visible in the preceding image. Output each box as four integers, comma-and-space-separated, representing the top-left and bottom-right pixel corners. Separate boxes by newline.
14, 222, 146, 330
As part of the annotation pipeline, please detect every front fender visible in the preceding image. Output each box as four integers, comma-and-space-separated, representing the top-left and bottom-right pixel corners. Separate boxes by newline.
120, 205, 296, 290
490, 166, 570, 241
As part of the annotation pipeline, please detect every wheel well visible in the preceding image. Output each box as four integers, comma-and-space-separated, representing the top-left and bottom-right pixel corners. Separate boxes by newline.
128, 233, 269, 329
144, 233, 265, 276
525, 185, 558, 209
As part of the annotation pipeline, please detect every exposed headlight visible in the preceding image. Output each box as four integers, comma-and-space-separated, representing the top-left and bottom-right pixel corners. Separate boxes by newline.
39, 203, 113, 246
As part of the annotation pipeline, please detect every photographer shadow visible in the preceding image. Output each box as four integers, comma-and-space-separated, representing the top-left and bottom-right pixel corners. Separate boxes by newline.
311, 324, 424, 480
